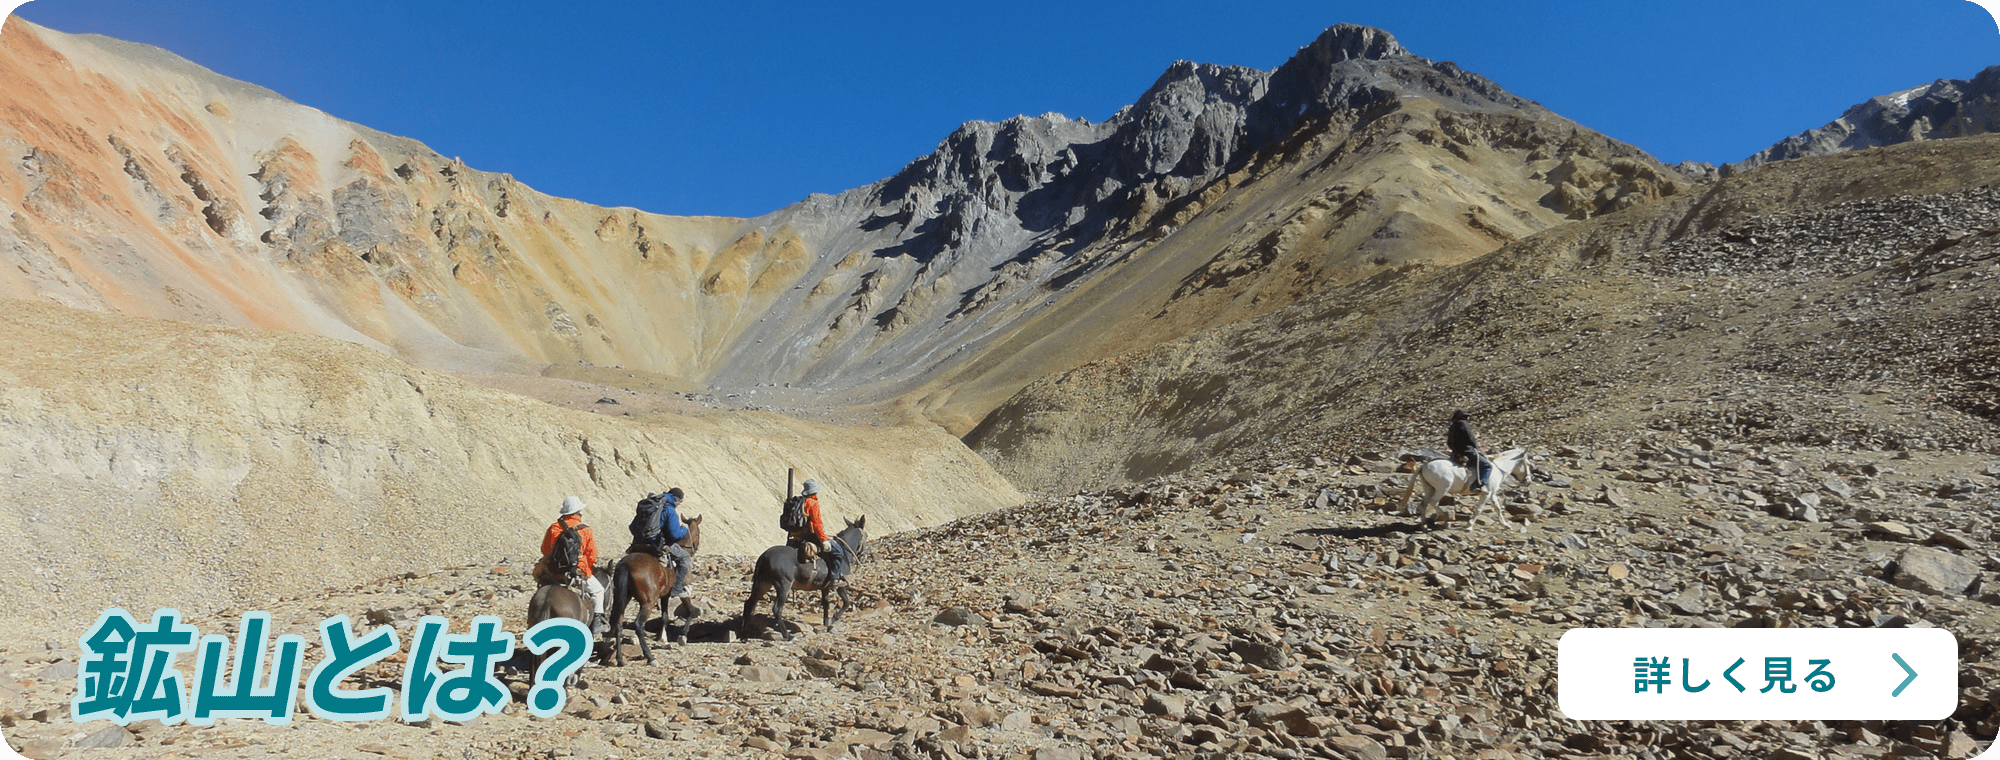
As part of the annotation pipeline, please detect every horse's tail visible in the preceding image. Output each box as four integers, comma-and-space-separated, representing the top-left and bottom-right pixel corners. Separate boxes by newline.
743, 549, 776, 628
606, 560, 631, 647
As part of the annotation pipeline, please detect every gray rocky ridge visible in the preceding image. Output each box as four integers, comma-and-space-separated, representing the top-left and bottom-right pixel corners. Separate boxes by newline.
705, 23, 1643, 400
1729, 66, 2000, 174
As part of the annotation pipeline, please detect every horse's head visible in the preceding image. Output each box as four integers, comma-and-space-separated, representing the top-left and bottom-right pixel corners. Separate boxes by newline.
1492, 449, 1531, 486
837, 516, 867, 563
683, 515, 704, 555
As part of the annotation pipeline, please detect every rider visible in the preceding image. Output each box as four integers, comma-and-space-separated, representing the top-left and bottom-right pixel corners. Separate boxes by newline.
787, 479, 827, 560
786, 479, 851, 584
1447, 409, 1492, 491
654, 487, 694, 599
542, 496, 607, 634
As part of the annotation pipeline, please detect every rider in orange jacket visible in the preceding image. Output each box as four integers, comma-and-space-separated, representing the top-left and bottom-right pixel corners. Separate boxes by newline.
788, 479, 827, 554
541, 495, 606, 633
787, 479, 852, 583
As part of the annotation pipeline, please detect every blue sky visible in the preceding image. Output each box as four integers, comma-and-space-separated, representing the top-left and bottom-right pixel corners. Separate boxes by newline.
11, 1, 2000, 218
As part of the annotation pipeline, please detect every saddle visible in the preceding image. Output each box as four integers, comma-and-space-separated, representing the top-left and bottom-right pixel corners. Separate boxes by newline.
531, 559, 588, 598
626, 540, 666, 558
531, 557, 569, 587
786, 535, 820, 562
800, 556, 835, 587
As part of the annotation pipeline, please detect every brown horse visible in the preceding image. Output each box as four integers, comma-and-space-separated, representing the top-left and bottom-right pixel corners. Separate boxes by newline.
604, 515, 702, 666
526, 563, 609, 679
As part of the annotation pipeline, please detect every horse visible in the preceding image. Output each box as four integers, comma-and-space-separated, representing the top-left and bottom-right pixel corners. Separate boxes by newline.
741, 517, 867, 641
1397, 448, 1533, 529
525, 562, 608, 681
603, 515, 703, 666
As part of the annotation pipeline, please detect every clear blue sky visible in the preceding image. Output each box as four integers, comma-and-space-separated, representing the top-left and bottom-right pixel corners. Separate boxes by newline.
12, 1, 2000, 218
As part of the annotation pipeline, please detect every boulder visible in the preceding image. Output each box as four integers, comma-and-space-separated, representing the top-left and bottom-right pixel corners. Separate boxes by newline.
1143, 692, 1188, 720
1328, 734, 1389, 760
1247, 702, 1321, 736
74, 725, 135, 749
959, 704, 1003, 727
933, 607, 988, 627
1666, 587, 1708, 616
1895, 547, 1980, 595
1867, 522, 1921, 541
1231, 638, 1291, 669
739, 665, 791, 682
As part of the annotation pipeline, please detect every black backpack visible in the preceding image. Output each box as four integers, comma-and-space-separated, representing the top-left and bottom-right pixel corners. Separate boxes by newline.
549, 519, 584, 578
630, 494, 665, 545
779, 495, 807, 532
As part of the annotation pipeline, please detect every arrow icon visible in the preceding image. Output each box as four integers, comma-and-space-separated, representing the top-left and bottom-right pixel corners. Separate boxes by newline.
1892, 653, 1918, 697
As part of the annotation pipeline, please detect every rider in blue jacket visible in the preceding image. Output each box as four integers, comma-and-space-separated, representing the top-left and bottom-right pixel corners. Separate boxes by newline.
656, 488, 693, 598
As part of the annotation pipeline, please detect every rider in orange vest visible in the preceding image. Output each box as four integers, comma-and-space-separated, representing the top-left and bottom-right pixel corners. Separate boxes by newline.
541, 495, 606, 633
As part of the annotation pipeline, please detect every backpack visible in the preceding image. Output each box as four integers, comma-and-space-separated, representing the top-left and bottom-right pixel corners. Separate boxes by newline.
779, 494, 808, 533
630, 494, 665, 545
549, 519, 584, 578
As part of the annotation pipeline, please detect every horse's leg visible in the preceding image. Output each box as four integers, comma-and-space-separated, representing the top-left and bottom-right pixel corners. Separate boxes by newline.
830, 584, 852, 630
819, 587, 831, 630
1487, 484, 1525, 533
1508, 461, 1532, 532
1420, 473, 1447, 525
680, 581, 698, 643
634, 597, 656, 666
1398, 472, 1421, 516
772, 580, 794, 641
660, 569, 685, 644
652, 584, 669, 644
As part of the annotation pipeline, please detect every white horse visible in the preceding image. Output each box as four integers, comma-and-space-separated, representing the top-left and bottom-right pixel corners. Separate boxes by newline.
1397, 448, 1533, 529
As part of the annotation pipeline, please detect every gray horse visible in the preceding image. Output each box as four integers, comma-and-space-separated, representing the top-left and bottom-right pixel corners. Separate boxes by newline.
741, 517, 867, 640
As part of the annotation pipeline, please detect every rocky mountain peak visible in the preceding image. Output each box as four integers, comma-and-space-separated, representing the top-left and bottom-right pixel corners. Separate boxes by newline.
1295, 23, 1410, 64
861, 22, 1543, 245
1729, 65, 2000, 174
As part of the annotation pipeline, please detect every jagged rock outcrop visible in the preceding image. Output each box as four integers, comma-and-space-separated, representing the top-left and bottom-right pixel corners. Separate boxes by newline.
1729, 65, 2000, 174
0, 18, 1687, 435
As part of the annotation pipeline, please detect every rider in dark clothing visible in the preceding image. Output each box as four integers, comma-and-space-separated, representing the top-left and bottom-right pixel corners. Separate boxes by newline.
1448, 410, 1492, 491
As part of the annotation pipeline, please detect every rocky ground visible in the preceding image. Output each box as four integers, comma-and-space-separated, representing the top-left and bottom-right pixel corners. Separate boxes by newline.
5, 435, 1996, 759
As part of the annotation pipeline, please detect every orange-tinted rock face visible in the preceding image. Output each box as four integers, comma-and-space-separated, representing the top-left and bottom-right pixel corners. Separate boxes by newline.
0, 17, 774, 377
